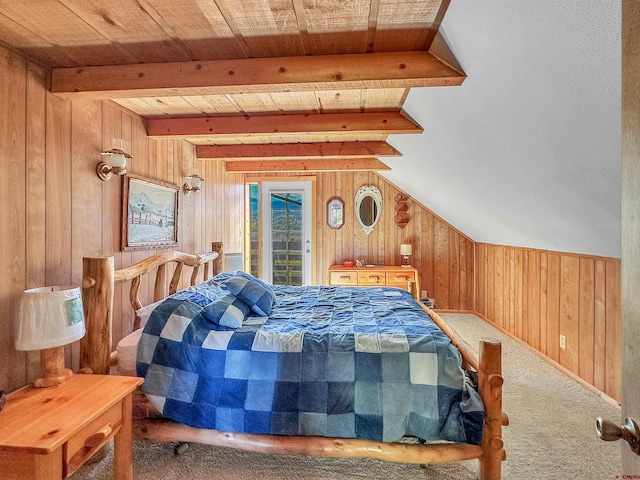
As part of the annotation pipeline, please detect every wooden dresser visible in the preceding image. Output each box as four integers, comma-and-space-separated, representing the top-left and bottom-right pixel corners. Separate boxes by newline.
327, 265, 420, 298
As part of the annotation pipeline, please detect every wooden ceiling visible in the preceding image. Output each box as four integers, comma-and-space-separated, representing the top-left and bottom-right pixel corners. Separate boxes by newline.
0, 0, 464, 172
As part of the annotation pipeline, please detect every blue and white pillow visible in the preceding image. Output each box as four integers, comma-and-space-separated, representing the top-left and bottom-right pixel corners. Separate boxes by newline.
235, 272, 276, 303
201, 294, 250, 328
225, 274, 275, 316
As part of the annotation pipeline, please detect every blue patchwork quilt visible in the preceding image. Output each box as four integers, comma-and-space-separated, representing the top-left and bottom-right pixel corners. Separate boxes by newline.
137, 279, 484, 444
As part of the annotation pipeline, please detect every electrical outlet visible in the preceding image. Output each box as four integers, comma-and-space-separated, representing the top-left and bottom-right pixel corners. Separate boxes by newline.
421, 290, 427, 299
560, 334, 566, 350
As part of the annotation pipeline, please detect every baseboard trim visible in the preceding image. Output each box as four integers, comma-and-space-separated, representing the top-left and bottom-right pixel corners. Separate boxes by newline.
471, 311, 621, 410
432, 309, 474, 314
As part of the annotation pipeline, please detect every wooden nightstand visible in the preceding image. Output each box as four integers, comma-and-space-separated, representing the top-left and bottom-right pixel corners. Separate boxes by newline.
0, 374, 142, 480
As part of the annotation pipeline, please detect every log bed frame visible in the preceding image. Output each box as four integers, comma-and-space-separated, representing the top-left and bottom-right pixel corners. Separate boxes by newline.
80, 242, 507, 480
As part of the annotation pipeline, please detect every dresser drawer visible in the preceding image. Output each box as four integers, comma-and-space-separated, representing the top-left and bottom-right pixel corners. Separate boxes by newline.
357, 270, 385, 286
327, 265, 419, 299
387, 270, 416, 288
64, 402, 122, 476
329, 271, 358, 285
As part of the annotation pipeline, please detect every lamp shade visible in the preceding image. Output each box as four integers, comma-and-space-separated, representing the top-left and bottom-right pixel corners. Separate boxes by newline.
15, 286, 85, 351
109, 152, 127, 169
400, 244, 413, 256
190, 175, 202, 191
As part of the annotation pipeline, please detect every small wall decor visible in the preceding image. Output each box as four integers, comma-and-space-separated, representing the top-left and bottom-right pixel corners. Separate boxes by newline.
395, 193, 410, 228
327, 197, 344, 230
122, 174, 179, 251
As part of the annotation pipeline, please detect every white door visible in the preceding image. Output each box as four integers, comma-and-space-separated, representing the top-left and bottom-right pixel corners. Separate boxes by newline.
622, 2, 640, 473
261, 181, 313, 285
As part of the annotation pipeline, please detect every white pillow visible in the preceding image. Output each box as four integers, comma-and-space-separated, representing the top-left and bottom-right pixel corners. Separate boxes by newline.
116, 328, 143, 376
135, 299, 163, 326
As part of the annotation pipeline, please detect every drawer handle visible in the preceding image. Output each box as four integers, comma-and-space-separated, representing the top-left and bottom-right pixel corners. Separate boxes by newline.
85, 425, 113, 448
339, 275, 352, 280
368, 276, 380, 283
397, 276, 408, 281
67, 424, 114, 473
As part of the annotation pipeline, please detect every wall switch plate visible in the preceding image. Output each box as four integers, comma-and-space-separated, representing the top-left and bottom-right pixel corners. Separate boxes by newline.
421, 290, 427, 299
560, 334, 566, 350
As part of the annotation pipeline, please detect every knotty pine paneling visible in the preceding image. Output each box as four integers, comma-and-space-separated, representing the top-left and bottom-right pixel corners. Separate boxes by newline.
475, 243, 621, 401
245, 171, 475, 311
0, 47, 28, 389
0, 44, 623, 404
0, 46, 243, 392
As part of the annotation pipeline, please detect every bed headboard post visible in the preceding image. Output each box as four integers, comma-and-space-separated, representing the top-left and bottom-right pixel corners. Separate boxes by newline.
80, 256, 115, 375
212, 242, 223, 276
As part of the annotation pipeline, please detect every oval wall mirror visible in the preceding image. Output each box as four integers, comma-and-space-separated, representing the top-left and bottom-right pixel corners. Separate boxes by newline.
355, 185, 383, 235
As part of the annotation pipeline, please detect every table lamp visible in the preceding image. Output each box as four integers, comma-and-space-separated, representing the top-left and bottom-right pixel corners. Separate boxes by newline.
15, 286, 86, 388
400, 244, 412, 267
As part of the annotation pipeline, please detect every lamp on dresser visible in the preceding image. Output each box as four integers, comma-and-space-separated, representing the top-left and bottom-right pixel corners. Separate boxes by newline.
14, 286, 85, 388
400, 243, 412, 267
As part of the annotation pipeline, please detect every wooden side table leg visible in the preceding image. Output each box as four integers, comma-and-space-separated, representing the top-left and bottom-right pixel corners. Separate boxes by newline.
113, 394, 134, 480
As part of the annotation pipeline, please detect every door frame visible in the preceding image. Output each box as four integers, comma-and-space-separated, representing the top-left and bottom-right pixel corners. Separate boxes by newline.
621, 2, 640, 473
256, 178, 316, 285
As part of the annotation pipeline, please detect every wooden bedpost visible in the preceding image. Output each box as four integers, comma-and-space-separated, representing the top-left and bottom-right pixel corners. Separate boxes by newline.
80, 257, 115, 375
212, 242, 223, 276
478, 338, 505, 480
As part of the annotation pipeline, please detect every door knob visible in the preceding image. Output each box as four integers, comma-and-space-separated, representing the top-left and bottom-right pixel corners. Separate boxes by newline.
596, 416, 640, 455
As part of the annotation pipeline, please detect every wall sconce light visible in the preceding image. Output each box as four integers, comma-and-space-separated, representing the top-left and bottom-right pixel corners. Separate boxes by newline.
97, 148, 131, 181
400, 243, 413, 267
14, 286, 86, 388
183, 174, 204, 196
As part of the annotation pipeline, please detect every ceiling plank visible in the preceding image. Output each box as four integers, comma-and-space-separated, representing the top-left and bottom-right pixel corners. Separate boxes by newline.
147, 111, 423, 138
374, 0, 440, 52
214, 0, 304, 58
51, 51, 465, 99
224, 158, 390, 172
196, 141, 401, 160
57, 0, 192, 63
297, 0, 371, 55
133, 0, 247, 61
421, 0, 452, 51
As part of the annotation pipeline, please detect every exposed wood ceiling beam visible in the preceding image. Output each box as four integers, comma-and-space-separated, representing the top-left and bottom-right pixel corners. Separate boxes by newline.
147, 111, 423, 138
50, 51, 465, 99
196, 141, 402, 160
224, 158, 390, 172
421, 0, 452, 51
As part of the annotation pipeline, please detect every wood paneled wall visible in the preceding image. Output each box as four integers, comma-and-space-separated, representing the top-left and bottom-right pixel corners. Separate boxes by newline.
0, 46, 243, 392
475, 243, 621, 401
245, 171, 475, 311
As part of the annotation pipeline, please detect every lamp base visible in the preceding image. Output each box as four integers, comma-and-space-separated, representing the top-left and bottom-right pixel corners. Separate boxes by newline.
33, 346, 74, 388
33, 369, 73, 388
401, 264, 412, 267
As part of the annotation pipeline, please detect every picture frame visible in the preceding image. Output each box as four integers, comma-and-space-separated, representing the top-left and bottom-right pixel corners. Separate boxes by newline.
122, 174, 179, 251
327, 197, 344, 230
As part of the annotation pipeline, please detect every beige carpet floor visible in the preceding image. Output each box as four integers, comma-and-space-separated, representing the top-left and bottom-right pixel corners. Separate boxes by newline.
73, 314, 621, 479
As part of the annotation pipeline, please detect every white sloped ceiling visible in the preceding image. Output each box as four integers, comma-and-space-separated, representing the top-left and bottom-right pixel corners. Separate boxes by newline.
383, 0, 621, 258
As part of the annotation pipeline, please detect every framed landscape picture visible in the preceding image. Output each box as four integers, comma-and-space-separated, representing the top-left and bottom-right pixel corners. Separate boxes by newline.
122, 174, 179, 251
